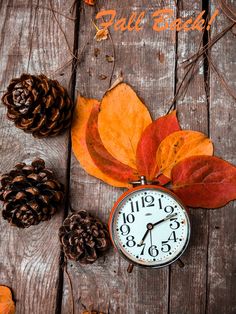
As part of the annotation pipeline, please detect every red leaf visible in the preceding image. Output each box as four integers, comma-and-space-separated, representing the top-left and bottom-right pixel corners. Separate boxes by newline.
136, 110, 180, 183
172, 155, 236, 208
86, 104, 138, 184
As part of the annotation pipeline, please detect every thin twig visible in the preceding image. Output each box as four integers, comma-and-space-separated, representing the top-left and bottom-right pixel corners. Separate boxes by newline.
184, 22, 235, 67
207, 54, 236, 101
33, 3, 77, 20
166, 29, 205, 113
217, 0, 236, 23
49, 0, 77, 59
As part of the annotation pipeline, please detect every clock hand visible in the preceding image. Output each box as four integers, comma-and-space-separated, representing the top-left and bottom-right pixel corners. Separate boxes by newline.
137, 228, 150, 247
137, 213, 177, 246
152, 213, 177, 227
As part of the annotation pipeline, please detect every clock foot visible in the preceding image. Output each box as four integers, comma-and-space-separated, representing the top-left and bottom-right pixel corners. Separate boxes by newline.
127, 263, 134, 273
177, 259, 185, 268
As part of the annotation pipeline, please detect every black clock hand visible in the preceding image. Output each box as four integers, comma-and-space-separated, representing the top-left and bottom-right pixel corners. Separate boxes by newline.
138, 213, 177, 246
137, 228, 150, 247
152, 213, 177, 227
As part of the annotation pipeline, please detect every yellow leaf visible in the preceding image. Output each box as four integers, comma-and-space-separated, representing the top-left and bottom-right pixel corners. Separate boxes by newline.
98, 83, 152, 169
0, 286, 15, 314
156, 130, 214, 178
71, 96, 130, 188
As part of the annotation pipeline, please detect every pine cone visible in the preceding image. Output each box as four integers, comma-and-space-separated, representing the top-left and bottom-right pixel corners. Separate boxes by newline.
59, 211, 110, 264
0, 158, 64, 228
1, 73, 73, 138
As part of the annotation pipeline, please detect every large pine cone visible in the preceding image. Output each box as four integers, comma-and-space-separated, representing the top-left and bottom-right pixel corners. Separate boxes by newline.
0, 158, 64, 228
59, 211, 110, 264
1, 73, 73, 138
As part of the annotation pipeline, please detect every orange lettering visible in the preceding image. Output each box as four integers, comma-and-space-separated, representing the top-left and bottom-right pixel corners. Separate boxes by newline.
96, 10, 116, 29
152, 9, 174, 32
135, 12, 145, 31
169, 18, 182, 31
191, 11, 206, 31
114, 18, 127, 31
183, 18, 193, 32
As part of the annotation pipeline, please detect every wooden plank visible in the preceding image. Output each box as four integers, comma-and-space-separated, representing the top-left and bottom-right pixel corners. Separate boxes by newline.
207, 1, 236, 313
0, 1, 75, 313
63, 1, 177, 313
169, 1, 209, 313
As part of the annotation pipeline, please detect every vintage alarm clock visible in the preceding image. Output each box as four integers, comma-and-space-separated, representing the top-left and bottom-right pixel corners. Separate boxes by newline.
109, 176, 190, 272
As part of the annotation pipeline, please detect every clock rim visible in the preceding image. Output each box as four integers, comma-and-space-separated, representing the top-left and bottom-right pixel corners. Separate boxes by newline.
109, 185, 191, 269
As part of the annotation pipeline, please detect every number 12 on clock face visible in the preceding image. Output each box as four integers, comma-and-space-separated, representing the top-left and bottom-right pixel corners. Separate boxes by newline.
109, 186, 190, 268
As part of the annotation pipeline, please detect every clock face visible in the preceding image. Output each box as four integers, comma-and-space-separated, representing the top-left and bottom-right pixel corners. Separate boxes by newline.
110, 187, 190, 268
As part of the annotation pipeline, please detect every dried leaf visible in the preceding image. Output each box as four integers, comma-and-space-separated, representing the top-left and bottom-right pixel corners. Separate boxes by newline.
71, 96, 128, 187
98, 83, 152, 169
0, 286, 15, 314
84, 0, 96, 6
95, 28, 108, 42
157, 130, 213, 178
172, 156, 236, 208
86, 104, 138, 185
94, 48, 100, 57
99, 74, 107, 80
106, 55, 114, 63
136, 110, 180, 182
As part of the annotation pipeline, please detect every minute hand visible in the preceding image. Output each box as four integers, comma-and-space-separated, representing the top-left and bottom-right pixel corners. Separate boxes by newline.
152, 213, 177, 227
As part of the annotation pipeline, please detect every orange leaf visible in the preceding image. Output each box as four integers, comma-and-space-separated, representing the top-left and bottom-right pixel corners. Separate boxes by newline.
98, 83, 152, 169
86, 103, 138, 185
136, 110, 180, 182
156, 130, 213, 178
0, 286, 15, 314
84, 0, 96, 5
172, 156, 236, 208
71, 96, 129, 187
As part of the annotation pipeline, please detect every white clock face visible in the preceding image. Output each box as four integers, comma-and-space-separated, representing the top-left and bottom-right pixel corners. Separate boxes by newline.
111, 187, 190, 268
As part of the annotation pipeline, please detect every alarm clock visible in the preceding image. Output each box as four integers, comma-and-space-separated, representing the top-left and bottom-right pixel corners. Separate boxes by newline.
109, 176, 190, 272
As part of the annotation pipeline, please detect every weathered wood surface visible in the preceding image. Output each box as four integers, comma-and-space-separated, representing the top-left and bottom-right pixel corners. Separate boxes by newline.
207, 1, 236, 313
0, 1, 74, 313
0, 0, 235, 313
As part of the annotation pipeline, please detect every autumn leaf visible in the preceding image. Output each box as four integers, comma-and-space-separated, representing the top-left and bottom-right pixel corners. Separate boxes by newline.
0, 286, 15, 314
172, 156, 236, 208
84, 0, 96, 5
136, 110, 180, 182
156, 130, 213, 178
86, 103, 138, 185
71, 96, 129, 187
98, 83, 152, 169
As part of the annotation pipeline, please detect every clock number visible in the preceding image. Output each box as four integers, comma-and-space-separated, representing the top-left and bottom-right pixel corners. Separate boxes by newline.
141, 195, 155, 208
126, 235, 136, 247
119, 224, 130, 236
140, 243, 146, 255
170, 217, 180, 230
164, 205, 174, 214
161, 241, 171, 253
131, 201, 139, 212
148, 245, 159, 257
123, 213, 135, 224
168, 231, 177, 242
158, 198, 163, 209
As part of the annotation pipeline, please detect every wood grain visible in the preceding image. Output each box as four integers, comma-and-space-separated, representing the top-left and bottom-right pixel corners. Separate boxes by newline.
207, 1, 236, 313
63, 1, 177, 313
169, 1, 209, 313
0, 1, 75, 313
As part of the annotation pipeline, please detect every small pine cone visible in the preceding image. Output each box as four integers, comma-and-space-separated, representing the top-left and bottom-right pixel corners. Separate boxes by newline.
59, 211, 110, 264
2, 73, 73, 138
0, 158, 64, 228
